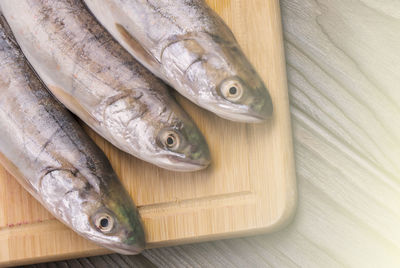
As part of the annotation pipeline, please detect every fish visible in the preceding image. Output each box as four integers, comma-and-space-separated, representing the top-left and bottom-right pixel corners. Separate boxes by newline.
0, 16, 145, 255
0, 0, 211, 172
82, 0, 273, 123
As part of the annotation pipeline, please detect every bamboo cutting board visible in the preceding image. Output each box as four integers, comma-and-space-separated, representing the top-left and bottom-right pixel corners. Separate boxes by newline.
0, 0, 296, 266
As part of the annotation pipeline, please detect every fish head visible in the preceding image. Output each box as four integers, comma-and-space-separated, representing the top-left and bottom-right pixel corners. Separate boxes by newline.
40, 166, 145, 255
88, 177, 145, 255
152, 99, 211, 172
163, 32, 273, 123
102, 86, 210, 172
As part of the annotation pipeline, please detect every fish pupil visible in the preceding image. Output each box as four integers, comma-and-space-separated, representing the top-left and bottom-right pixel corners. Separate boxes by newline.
100, 218, 109, 228
229, 87, 237, 95
166, 136, 175, 146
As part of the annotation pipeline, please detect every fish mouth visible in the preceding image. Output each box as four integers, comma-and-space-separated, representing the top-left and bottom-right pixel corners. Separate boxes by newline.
211, 107, 271, 123
226, 112, 269, 123
86, 233, 145, 255
200, 98, 273, 123
163, 155, 211, 172
227, 97, 273, 123
104, 243, 145, 255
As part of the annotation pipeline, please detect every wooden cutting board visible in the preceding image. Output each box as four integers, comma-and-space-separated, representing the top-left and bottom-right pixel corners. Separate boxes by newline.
0, 0, 296, 266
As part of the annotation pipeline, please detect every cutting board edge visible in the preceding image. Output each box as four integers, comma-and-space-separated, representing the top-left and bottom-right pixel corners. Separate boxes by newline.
0, 203, 297, 267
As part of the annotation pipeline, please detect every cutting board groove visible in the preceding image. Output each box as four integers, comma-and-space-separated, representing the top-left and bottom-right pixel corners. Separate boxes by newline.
0, 0, 296, 266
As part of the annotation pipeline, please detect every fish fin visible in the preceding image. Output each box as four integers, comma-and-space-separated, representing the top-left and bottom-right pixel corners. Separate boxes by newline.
115, 24, 161, 70
48, 85, 99, 127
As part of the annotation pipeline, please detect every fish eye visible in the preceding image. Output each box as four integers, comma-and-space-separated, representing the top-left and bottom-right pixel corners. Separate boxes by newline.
94, 213, 115, 233
159, 130, 180, 151
220, 79, 244, 102
229, 86, 238, 95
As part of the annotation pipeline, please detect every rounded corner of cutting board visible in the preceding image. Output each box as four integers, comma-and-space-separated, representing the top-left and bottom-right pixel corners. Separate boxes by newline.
268, 180, 298, 232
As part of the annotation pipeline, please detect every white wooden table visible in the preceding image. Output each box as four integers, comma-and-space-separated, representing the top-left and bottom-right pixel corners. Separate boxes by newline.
26, 0, 400, 267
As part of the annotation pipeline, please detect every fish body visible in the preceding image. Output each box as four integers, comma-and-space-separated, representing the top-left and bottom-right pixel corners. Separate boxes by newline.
0, 0, 210, 172
0, 18, 145, 254
83, 0, 273, 122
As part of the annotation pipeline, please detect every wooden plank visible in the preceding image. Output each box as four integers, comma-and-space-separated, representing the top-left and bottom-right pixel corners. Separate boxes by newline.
0, 0, 296, 266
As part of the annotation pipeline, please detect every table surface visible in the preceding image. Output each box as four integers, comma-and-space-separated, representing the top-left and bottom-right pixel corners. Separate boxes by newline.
24, 0, 400, 267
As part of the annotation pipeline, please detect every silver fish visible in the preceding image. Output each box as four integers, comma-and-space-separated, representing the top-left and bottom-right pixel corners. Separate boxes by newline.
0, 17, 145, 254
83, 0, 273, 123
0, 0, 210, 172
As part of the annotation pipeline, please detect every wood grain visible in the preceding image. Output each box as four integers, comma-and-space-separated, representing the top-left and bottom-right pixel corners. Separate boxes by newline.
0, 0, 296, 266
